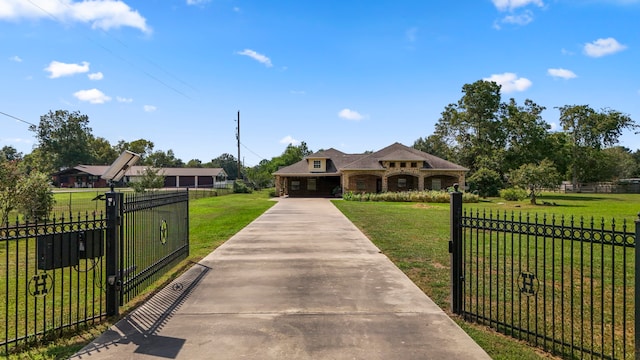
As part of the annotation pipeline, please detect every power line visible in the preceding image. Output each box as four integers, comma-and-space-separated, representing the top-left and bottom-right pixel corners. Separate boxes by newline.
240, 142, 267, 162
0, 111, 37, 127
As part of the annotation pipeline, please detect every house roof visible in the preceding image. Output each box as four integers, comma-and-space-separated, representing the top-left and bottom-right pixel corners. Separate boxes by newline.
53, 165, 227, 178
273, 142, 468, 176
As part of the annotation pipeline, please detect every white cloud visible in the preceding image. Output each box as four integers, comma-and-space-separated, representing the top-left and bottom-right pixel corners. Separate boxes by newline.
483, 72, 532, 93
279, 135, 300, 146
290, 90, 306, 95
73, 88, 111, 104
88, 72, 103, 80
584, 37, 627, 57
186, 0, 211, 5
9, 55, 22, 62
492, 0, 544, 11
143, 105, 157, 112
406, 27, 418, 42
45, 60, 89, 78
236, 49, 273, 67
338, 108, 365, 121
0, 0, 150, 33
501, 11, 534, 25
548, 68, 577, 79
117, 96, 133, 103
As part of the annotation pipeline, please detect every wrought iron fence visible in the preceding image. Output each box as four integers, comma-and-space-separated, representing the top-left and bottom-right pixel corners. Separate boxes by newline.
449, 192, 638, 359
1, 189, 191, 356
119, 190, 189, 304
0, 213, 107, 355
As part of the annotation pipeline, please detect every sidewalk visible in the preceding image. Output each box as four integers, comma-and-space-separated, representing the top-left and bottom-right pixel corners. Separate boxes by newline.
71, 198, 490, 359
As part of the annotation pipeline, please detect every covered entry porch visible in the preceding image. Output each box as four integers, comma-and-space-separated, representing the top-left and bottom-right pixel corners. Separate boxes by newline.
276, 175, 341, 197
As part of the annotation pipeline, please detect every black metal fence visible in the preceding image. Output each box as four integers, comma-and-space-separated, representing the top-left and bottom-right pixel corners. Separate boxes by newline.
1, 189, 191, 355
449, 193, 639, 359
1, 213, 107, 354
119, 190, 189, 304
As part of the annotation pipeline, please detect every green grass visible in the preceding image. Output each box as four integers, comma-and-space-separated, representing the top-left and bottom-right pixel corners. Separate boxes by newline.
332, 192, 639, 359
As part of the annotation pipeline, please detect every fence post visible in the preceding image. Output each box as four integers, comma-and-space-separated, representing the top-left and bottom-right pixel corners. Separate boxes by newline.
635, 212, 639, 360
105, 191, 121, 317
450, 185, 463, 315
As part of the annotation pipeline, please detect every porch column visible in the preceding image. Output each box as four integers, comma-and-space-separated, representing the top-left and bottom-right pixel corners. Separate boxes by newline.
176, 176, 180, 188
418, 175, 425, 191
382, 176, 388, 192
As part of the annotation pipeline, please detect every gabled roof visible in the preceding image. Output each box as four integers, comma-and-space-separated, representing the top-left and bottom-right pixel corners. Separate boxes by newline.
273, 142, 468, 176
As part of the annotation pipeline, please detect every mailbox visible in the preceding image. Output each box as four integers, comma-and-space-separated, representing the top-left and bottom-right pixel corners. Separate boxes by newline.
37, 229, 104, 270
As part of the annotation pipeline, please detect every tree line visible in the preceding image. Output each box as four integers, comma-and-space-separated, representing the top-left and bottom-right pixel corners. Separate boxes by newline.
2, 80, 639, 204
413, 80, 639, 200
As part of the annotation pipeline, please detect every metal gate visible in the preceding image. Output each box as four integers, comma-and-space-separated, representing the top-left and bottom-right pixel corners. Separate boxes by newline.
105, 190, 189, 315
449, 192, 638, 359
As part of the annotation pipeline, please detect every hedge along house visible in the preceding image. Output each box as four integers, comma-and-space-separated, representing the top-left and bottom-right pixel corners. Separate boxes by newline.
52, 165, 228, 188
273, 142, 468, 197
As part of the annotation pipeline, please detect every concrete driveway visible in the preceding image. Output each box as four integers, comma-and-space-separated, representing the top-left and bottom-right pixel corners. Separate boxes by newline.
71, 198, 490, 359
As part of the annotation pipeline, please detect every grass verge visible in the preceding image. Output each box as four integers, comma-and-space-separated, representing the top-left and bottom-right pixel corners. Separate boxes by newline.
332, 193, 640, 359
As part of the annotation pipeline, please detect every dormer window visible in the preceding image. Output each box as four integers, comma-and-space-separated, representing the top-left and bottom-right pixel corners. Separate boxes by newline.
313, 160, 321, 169
389, 162, 396, 168
400, 162, 406, 168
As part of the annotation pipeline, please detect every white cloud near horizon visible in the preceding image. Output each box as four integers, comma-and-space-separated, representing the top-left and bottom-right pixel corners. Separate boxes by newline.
143, 105, 157, 112
9, 55, 22, 62
73, 88, 111, 104
45, 60, 89, 78
338, 108, 365, 121
186, 0, 211, 5
492, 0, 544, 11
88, 72, 103, 80
548, 68, 577, 79
236, 49, 273, 67
117, 96, 133, 103
0, 0, 150, 33
279, 135, 300, 146
483, 73, 532, 93
584, 37, 627, 57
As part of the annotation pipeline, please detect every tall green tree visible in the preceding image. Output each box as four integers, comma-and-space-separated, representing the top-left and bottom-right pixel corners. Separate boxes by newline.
186, 159, 203, 168
146, 149, 184, 168
115, 139, 154, 162
29, 110, 94, 172
558, 105, 637, 187
1, 145, 22, 162
89, 136, 118, 165
500, 98, 550, 171
0, 161, 20, 224
412, 134, 452, 160
209, 153, 240, 180
433, 80, 504, 173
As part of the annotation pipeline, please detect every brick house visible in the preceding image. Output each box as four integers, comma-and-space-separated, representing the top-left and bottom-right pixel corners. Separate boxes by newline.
52, 165, 228, 189
274, 142, 468, 197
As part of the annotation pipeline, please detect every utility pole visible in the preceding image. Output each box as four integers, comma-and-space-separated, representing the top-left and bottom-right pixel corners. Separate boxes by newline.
235, 111, 241, 180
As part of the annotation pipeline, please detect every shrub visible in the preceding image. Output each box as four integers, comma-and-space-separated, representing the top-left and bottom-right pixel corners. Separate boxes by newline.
468, 168, 502, 197
341, 190, 479, 203
500, 187, 528, 201
233, 180, 253, 194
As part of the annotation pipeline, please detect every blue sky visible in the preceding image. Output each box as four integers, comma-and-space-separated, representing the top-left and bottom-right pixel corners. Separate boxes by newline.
1, 0, 638, 166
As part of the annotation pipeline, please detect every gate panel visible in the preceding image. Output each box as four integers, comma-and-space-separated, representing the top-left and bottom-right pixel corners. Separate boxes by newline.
456, 207, 636, 359
120, 190, 189, 304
